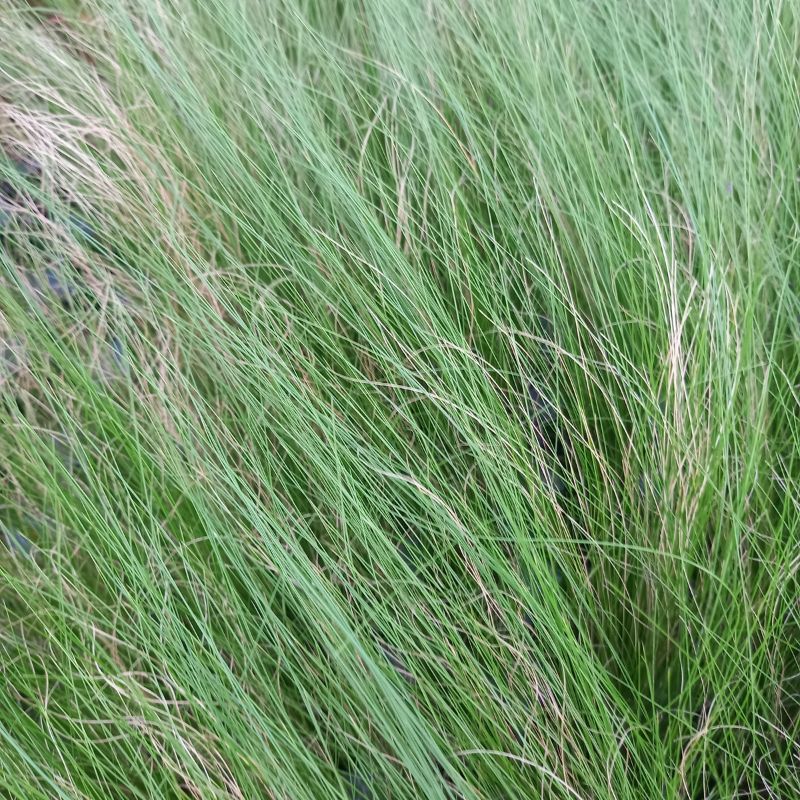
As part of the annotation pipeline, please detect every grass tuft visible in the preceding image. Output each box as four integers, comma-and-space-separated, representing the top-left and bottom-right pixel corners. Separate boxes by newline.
1, 1, 799, 798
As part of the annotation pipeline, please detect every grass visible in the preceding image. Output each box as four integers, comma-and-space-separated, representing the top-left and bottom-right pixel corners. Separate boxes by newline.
1, 0, 798, 797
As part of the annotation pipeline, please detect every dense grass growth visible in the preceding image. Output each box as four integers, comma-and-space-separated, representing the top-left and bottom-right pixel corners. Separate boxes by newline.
1, 1, 799, 797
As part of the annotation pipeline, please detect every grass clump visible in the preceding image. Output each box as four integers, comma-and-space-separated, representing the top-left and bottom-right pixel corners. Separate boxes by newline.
1, 1, 799, 798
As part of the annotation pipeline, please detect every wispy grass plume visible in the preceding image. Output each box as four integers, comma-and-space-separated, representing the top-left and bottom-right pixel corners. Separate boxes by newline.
1, 1, 799, 798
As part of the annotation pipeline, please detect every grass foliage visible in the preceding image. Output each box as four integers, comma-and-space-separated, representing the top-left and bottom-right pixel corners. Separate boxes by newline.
1, 1, 799, 797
